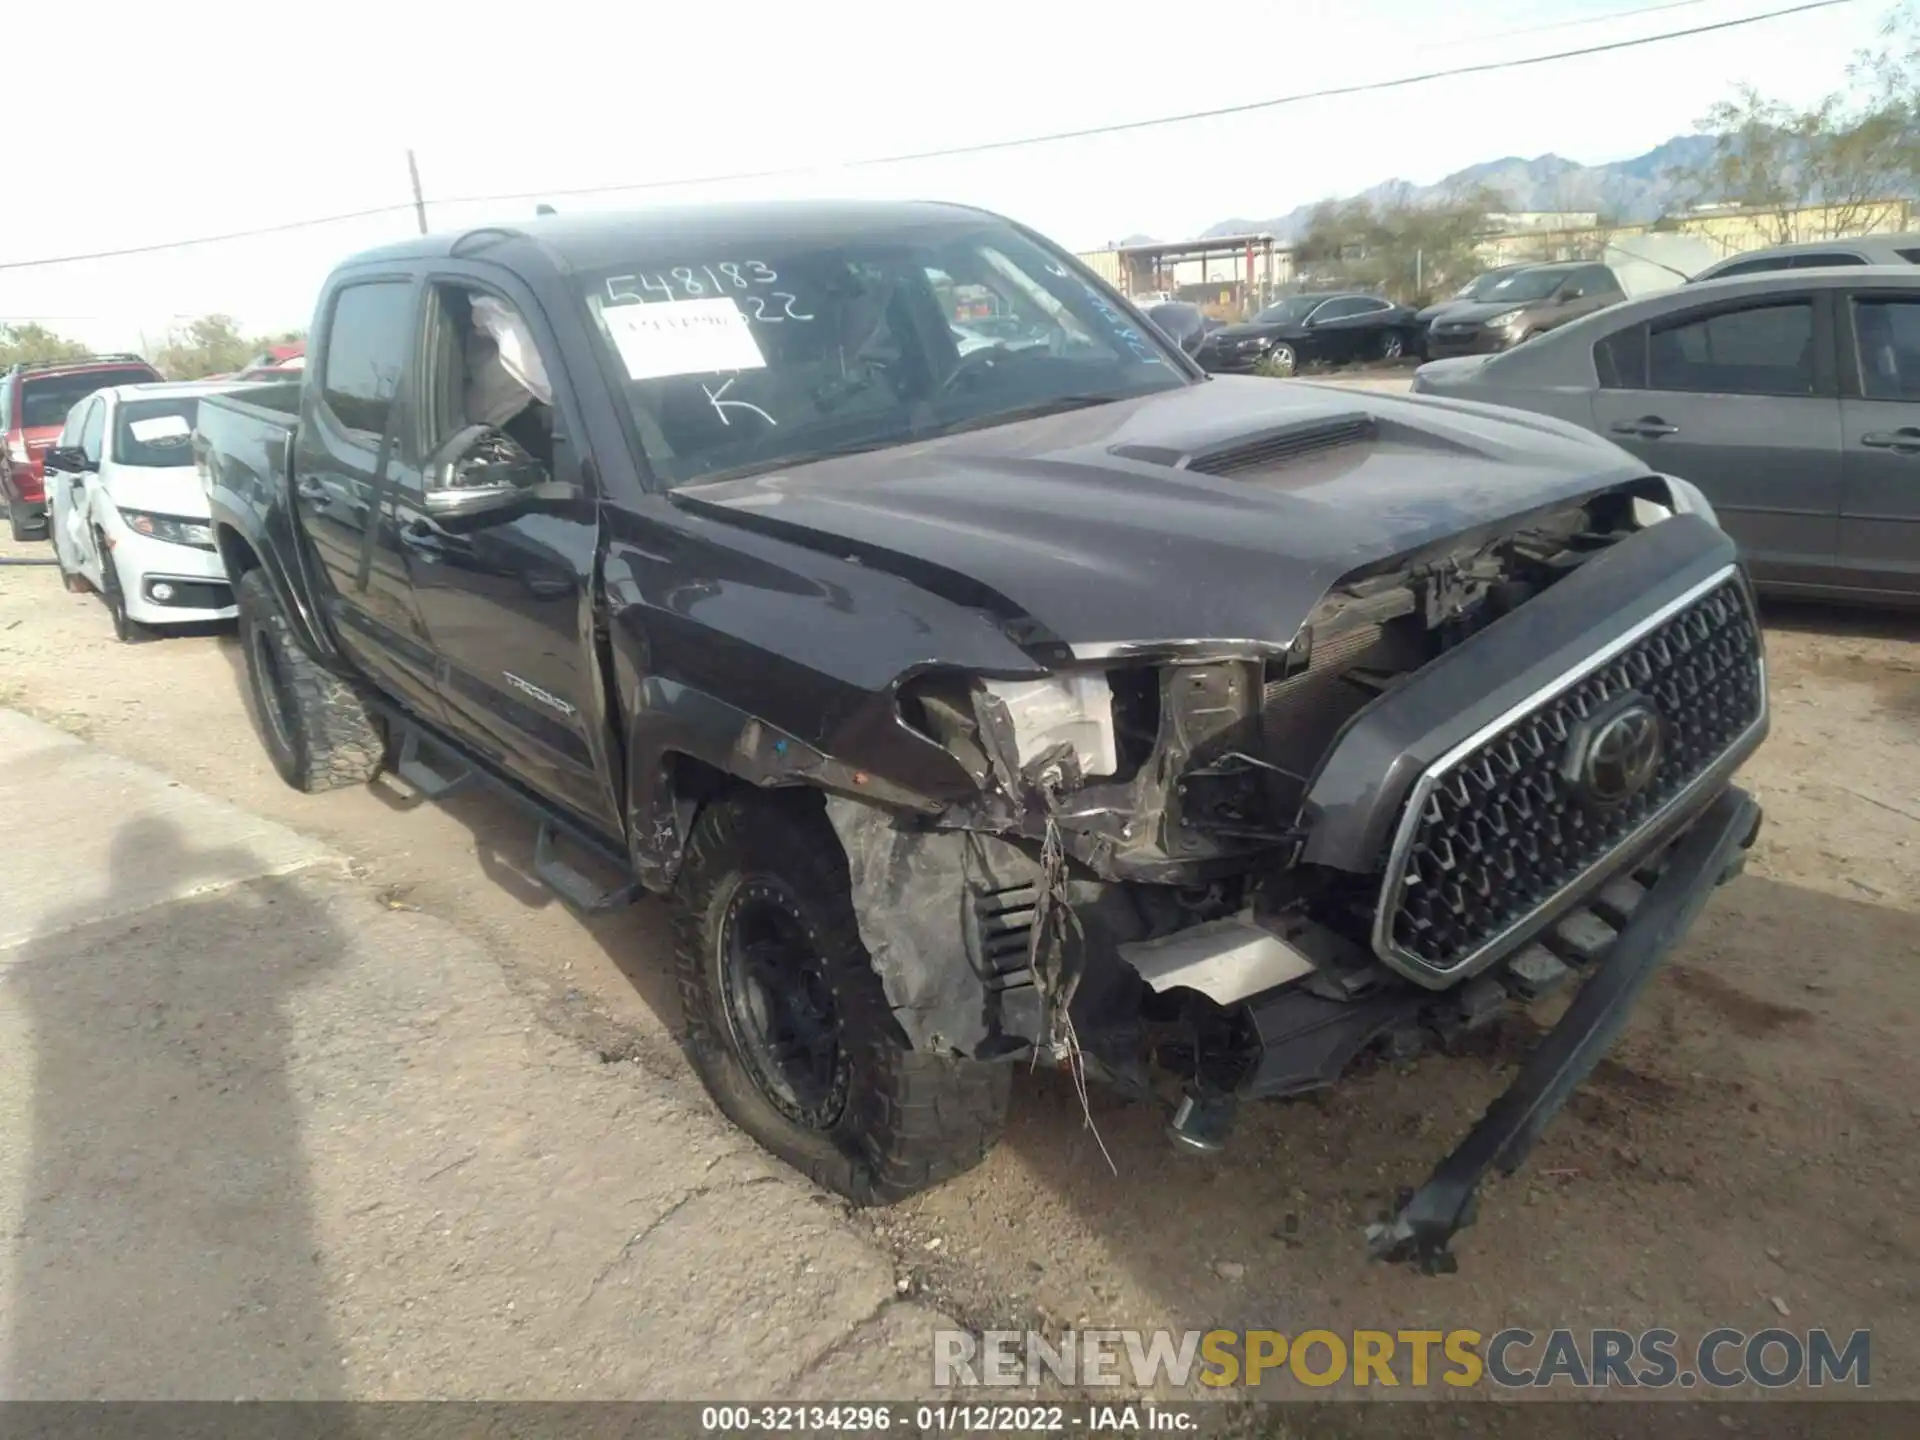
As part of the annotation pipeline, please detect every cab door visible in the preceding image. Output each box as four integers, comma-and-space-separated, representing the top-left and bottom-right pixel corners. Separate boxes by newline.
295, 272, 450, 723
400, 272, 624, 840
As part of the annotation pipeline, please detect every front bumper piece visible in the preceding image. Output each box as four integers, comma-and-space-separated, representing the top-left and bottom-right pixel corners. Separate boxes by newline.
1366, 784, 1763, 1273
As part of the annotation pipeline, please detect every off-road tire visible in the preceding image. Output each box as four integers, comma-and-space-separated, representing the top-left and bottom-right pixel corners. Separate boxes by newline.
236, 567, 385, 792
99, 544, 152, 645
673, 794, 1010, 1204
7, 495, 45, 542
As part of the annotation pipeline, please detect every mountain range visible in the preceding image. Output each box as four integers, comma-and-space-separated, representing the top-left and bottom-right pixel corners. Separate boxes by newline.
1147, 133, 1721, 246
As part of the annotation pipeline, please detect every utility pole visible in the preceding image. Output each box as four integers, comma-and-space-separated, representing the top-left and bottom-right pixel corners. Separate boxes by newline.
406, 149, 428, 235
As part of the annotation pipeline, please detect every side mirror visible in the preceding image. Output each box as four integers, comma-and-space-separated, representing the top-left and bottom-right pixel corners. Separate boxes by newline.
422, 424, 579, 524
44, 446, 89, 475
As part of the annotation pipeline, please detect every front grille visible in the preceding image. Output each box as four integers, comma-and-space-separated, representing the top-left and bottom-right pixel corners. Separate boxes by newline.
1377, 571, 1763, 982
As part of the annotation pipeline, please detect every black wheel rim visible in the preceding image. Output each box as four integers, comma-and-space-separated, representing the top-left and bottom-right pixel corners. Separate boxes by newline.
718, 878, 850, 1130
248, 620, 298, 758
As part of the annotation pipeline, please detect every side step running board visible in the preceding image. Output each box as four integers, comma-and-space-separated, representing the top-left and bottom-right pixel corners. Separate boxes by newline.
384, 729, 474, 805
535, 822, 639, 915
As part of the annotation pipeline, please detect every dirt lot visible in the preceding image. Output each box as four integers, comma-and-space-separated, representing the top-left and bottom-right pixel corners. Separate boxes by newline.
1, 524, 1916, 1401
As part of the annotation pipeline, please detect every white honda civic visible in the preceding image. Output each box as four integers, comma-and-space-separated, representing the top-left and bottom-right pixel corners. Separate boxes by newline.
44, 381, 244, 642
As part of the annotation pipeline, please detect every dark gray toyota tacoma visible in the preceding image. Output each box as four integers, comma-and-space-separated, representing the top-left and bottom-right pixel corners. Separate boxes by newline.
194, 201, 1767, 1270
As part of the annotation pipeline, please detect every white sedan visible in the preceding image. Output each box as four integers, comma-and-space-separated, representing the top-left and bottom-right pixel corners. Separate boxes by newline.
44, 381, 242, 643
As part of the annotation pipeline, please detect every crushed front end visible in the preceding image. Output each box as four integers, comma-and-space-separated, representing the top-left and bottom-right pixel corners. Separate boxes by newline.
826, 486, 1767, 1270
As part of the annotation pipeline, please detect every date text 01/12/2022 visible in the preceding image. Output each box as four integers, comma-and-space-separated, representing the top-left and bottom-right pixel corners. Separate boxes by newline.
698, 1404, 1193, 1433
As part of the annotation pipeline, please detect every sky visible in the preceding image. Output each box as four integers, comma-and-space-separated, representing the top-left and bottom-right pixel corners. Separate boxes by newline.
0, 0, 1893, 351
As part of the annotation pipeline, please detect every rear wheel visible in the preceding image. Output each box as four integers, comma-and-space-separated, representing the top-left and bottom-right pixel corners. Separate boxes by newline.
673, 794, 1010, 1204
99, 543, 152, 645
1377, 330, 1406, 362
236, 567, 385, 792
7, 495, 45, 543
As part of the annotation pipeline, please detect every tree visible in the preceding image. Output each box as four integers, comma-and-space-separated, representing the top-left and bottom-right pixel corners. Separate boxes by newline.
0, 323, 88, 369
1292, 186, 1504, 304
155, 314, 256, 380
1676, 3, 1918, 241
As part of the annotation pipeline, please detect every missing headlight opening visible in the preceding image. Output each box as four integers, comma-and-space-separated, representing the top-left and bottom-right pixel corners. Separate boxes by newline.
847, 482, 1763, 1269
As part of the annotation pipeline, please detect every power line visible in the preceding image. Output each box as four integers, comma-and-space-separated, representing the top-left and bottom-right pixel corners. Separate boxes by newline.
1434, 0, 1724, 50
0, 0, 1859, 274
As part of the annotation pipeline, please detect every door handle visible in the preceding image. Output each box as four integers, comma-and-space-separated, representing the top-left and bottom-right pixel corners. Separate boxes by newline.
1610, 417, 1679, 439
1860, 428, 1920, 455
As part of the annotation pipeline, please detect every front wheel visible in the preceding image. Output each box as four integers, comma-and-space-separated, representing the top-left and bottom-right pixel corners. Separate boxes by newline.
1377, 330, 1406, 362
235, 567, 385, 792
1258, 342, 1298, 378
673, 794, 1010, 1204
99, 544, 152, 644
50, 525, 88, 593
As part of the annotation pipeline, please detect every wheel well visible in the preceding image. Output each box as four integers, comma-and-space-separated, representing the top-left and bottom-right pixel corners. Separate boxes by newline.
216, 525, 261, 583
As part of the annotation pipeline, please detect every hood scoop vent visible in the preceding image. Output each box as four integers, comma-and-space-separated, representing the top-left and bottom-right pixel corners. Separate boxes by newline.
1111, 412, 1378, 479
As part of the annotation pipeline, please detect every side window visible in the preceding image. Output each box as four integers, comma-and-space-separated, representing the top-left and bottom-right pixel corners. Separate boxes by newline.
0, 383, 11, 431
1790, 252, 1866, 268
1709, 258, 1783, 281
78, 399, 106, 464
422, 282, 559, 478
322, 280, 415, 437
1311, 297, 1363, 321
56, 398, 87, 448
1648, 301, 1816, 397
1594, 326, 1647, 389
1853, 298, 1920, 401
1584, 266, 1622, 296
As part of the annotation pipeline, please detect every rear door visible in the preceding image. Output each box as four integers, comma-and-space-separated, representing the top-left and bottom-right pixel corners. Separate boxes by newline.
1588, 290, 1843, 589
1305, 296, 1383, 363
1836, 289, 1920, 595
295, 273, 449, 722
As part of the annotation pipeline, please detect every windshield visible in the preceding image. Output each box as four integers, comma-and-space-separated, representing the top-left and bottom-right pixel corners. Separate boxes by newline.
19, 368, 158, 430
1253, 296, 1321, 325
578, 220, 1188, 487
1482, 269, 1573, 304
112, 396, 200, 467
1457, 270, 1513, 299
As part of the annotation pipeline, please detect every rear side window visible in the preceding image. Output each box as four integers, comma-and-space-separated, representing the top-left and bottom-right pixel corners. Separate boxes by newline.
1707, 257, 1788, 280
1790, 252, 1866, 268
1648, 301, 1816, 396
322, 281, 415, 436
18, 368, 157, 429
1853, 297, 1920, 400
1895, 248, 1920, 264
1594, 325, 1647, 388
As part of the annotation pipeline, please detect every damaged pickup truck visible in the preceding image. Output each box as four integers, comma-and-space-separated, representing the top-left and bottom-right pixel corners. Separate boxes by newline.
194, 201, 1767, 1269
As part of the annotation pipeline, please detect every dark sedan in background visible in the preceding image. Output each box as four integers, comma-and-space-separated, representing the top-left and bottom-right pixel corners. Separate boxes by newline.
1412, 263, 1528, 338
1194, 292, 1422, 375
1411, 266, 1920, 603
1424, 262, 1625, 359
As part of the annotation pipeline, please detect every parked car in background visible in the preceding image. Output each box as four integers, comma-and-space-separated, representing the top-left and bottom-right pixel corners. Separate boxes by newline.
236, 343, 307, 380
1194, 292, 1422, 375
1412, 263, 1529, 335
1424, 263, 1625, 358
1411, 266, 1920, 603
1141, 301, 1213, 356
43, 381, 242, 642
1690, 232, 1920, 284
0, 354, 163, 539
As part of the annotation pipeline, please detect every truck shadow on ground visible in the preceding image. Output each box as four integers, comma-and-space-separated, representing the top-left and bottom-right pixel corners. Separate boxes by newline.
1, 811, 347, 1399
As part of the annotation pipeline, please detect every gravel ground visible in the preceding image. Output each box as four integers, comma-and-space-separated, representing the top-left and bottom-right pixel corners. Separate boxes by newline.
1, 517, 1914, 1405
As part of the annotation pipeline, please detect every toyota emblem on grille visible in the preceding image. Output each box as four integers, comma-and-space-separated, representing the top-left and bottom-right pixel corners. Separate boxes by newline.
1572, 700, 1663, 806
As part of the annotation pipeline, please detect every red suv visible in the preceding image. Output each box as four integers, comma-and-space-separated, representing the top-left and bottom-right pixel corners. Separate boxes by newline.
2, 355, 163, 540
